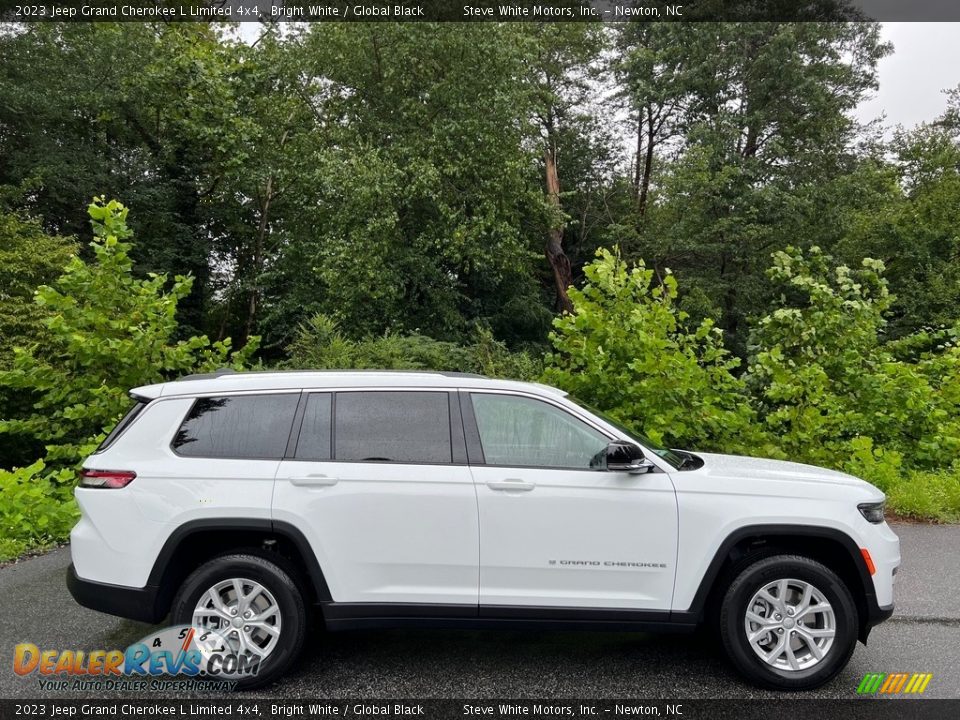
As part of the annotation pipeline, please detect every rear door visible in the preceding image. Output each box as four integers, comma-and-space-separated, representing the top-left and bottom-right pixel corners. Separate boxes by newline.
273, 389, 479, 606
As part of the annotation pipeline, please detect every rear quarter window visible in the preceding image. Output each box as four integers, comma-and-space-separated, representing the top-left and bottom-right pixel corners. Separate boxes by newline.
95, 400, 148, 453
172, 394, 299, 459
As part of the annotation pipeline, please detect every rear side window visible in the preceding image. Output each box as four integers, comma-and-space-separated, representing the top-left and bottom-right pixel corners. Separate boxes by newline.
334, 391, 451, 464
96, 400, 147, 453
173, 394, 299, 459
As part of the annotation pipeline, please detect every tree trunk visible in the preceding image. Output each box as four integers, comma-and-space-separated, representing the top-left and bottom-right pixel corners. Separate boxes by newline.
633, 111, 643, 198
240, 112, 296, 345
637, 105, 655, 216
544, 145, 574, 314
242, 173, 273, 345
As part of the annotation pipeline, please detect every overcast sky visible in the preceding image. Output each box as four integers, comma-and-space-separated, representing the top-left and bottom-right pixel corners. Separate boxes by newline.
856, 23, 960, 130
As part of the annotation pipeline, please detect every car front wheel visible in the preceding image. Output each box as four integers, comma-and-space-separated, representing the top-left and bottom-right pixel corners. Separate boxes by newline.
719, 554, 858, 690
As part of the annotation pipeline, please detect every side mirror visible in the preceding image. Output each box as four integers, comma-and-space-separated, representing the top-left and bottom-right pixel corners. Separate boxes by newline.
600, 441, 655, 474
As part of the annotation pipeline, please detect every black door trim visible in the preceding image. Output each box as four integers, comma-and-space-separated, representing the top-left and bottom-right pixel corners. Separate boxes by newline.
319, 601, 691, 633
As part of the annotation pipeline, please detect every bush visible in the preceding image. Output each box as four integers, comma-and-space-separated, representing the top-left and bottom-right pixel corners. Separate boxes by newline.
0, 211, 76, 468
0, 461, 76, 561
746, 246, 960, 482
544, 245, 960, 520
543, 248, 765, 452
287, 314, 541, 381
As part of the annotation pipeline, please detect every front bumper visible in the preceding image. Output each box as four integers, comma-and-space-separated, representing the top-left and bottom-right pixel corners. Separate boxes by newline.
856, 519, 899, 641
860, 597, 894, 643
67, 563, 166, 624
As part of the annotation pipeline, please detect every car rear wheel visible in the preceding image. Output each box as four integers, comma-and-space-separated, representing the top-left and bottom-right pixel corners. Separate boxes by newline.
171, 553, 308, 689
719, 554, 858, 690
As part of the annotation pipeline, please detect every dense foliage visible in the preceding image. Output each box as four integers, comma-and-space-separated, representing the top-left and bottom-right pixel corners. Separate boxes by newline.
0, 210, 77, 468
543, 249, 761, 453
288, 315, 541, 381
0, 21, 912, 353
0, 200, 256, 559
543, 248, 960, 522
1, 21, 959, 558
747, 247, 960, 471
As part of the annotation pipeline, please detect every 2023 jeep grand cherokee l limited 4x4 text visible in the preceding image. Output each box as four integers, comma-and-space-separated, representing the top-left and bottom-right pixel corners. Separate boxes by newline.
67, 370, 899, 689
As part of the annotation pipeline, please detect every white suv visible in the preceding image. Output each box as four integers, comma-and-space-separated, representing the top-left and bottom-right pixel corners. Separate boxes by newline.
68, 370, 899, 689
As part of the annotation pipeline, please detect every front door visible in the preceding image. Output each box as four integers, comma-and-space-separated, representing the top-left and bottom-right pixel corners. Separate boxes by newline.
466, 391, 678, 611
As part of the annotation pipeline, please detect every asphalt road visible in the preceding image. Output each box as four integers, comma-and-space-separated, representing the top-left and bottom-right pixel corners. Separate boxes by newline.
1, 523, 958, 700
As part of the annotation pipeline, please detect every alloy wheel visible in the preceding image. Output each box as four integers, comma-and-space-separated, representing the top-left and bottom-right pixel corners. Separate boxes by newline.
743, 577, 836, 672
192, 577, 282, 663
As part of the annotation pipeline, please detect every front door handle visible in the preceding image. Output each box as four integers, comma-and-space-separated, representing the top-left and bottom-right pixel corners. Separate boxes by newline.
288, 474, 339, 487
487, 479, 536, 492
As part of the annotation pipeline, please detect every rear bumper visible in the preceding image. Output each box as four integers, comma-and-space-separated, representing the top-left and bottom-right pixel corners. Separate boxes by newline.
67, 564, 166, 624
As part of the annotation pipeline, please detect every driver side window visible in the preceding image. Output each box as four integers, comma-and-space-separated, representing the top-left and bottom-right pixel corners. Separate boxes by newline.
470, 393, 609, 469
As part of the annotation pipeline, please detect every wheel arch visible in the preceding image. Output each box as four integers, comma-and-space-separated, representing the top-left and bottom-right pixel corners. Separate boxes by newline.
677, 524, 876, 642
148, 518, 331, 620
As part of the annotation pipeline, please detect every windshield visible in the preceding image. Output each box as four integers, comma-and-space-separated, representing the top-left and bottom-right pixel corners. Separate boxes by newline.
569, 397, 685, 470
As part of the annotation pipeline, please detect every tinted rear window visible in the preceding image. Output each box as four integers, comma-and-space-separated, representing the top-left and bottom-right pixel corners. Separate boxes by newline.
173, 394, 299, 459
334, 391, 451, 464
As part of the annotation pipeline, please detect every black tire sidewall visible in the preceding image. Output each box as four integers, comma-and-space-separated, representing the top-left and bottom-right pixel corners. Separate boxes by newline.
171, 553, 307, 690
719, 555, 858, 690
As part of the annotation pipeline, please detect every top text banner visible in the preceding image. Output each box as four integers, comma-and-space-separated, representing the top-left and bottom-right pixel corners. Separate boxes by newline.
3, 0, 960, 22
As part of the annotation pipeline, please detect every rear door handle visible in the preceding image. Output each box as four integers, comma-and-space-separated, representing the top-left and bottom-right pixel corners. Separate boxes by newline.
487, 479, 536, 492
288, 474, 339, 487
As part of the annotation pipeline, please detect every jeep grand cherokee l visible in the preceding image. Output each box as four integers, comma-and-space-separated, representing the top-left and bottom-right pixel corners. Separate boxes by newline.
67, 370, 899, 689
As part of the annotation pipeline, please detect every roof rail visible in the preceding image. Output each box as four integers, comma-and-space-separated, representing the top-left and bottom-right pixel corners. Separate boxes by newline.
176, 368, 489, 382
176, 368, 237, 382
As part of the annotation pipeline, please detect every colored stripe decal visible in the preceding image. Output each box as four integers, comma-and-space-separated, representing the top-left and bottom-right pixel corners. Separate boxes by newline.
859, 672, 932, 694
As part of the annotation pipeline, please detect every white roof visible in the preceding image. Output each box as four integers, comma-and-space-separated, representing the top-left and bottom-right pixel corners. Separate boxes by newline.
131, 370, 566, 400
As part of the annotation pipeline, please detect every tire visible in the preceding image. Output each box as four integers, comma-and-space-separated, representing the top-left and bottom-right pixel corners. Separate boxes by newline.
718, 554, 858, 690
171, 552, 308, 690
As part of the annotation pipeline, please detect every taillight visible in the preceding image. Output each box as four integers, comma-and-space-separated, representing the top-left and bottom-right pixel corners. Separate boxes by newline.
80, 469, 136, 489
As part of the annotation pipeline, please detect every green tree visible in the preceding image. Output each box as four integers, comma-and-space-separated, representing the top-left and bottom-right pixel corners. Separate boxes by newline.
613, 23, 690, 217
522, 24, 609, 313
0, 209, 76, 467
0, 210, 76, 371
836, 96, 960, 337
267, 23, 546, 344
544, 248, 761, 452
0, 23, 245, 334
622, 22, 890, 352
0, 198, 257, 469
746, 246, 960, 474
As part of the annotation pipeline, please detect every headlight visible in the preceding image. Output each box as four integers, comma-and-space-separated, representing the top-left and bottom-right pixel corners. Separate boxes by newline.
858, 501, 885, 524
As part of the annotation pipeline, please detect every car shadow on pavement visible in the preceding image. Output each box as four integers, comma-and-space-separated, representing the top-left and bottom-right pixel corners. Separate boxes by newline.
282, 627, 751, 698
